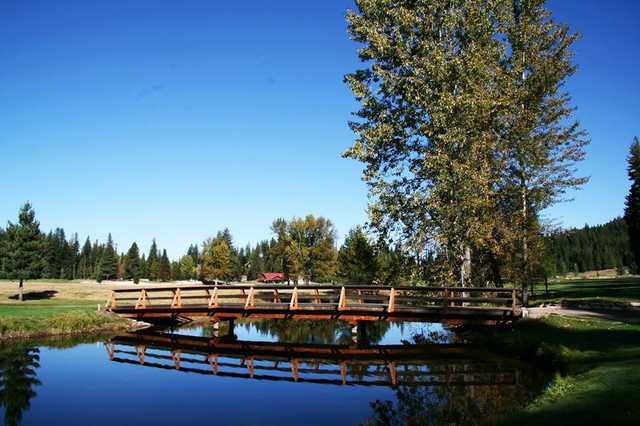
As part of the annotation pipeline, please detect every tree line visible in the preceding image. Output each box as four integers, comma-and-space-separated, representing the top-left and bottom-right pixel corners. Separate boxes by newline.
545, 218, 634, 275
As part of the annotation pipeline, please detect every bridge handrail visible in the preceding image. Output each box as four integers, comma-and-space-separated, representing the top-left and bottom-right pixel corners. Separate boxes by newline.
109, 284, 519, 293
105, 283, 522, 319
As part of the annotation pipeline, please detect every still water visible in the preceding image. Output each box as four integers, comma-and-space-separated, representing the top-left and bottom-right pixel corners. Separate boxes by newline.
0, 320, 547, 426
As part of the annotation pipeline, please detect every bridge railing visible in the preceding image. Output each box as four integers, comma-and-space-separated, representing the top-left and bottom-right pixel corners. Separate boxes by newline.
105, 284, 521, 316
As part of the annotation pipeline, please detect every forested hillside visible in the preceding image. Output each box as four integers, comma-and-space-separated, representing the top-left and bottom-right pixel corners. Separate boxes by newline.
546, 218, 634, 274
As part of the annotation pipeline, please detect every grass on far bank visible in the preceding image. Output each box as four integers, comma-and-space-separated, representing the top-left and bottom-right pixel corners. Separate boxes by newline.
0, 298, 101, 318
0, 310, 128, 340
529, 276, 640, 305
491, 315, 640, 425
0, 282, 131, 339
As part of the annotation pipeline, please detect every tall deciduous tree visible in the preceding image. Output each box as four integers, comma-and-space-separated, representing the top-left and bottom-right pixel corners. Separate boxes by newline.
5, 203, 44, 301
125, 242, 141, 283
497, 0, 589, 291
344, 0, 588, 287
270, 215, 337, 284
200, 238, 231, 283
625, 137, 640, 272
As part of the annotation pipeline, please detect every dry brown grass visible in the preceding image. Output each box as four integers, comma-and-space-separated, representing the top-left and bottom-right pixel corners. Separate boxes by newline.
0, 279, 210, 303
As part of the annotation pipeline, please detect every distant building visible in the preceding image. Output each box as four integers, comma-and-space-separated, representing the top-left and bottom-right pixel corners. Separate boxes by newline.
257, 272, 286, 283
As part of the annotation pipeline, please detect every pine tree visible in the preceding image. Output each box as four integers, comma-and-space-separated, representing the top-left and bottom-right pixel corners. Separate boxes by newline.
179, 255, 195, 280
5, 203, 44, 301
79, 237, 92, 279
125, 242, 141, 284
625, 137, 640, 272
147, 239, 159, 281
139, 254, 148, 279
97, 234, 118, 282
337, 227, 376, 284
187, 244, 199, 265
158, 249, 171, 282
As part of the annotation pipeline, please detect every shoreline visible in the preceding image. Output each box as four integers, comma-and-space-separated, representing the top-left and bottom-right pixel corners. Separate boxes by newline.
0, 310, 148, 342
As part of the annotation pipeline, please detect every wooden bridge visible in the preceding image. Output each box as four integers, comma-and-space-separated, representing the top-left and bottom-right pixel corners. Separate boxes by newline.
105, 331, 524, 387
105, 284, 522, 323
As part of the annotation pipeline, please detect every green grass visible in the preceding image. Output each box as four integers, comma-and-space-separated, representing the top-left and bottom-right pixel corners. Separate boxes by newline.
0, 310, 128, 339
490, 315, 640, 425
530, 276, 640, 305
0, 298, 100, 318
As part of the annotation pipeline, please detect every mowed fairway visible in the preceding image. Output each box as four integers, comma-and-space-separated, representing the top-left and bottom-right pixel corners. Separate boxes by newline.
531, 276, 640, 304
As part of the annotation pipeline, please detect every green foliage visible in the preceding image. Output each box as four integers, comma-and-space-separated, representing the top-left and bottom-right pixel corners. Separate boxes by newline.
269, 215, 338, 283
344, 0, 588, 288
625, 137, 640, 272
124, 242, 141, 283
158, 249, 171, 282
147, 239, 159, 281
179, 255, 196, 280
337, 227, 377, 284
4, 203, 44, 282
97, 233, 118, 281
546, 218, 633, 274
200, 238, 231, 282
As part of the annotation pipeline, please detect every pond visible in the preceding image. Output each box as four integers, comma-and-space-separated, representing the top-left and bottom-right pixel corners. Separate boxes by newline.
0, 320, 548, 426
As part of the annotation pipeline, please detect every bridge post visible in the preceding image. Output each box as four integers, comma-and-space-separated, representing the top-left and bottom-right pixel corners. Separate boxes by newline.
351, 320, 370, 347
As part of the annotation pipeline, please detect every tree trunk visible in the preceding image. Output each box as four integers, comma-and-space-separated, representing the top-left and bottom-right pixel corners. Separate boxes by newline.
545, 276, 549, 295
521, 181, 529, 294
460, 246, 471, 306
18, 278, 24, 302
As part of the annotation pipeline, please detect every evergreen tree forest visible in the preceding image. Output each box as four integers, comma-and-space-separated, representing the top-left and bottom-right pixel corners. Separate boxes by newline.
545, 218, 634, 275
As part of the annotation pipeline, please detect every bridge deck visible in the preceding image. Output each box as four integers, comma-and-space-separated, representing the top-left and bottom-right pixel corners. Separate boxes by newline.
105, 284, 521, 323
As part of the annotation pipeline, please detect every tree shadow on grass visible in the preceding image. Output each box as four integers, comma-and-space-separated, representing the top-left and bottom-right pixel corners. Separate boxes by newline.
533, 279, 640, 302
8, 291, 58, 301
492, 318, 640, 425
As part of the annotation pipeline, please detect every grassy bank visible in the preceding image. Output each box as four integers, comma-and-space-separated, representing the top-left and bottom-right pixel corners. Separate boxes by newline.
530, 276, 640, 305
0, 290, 130, 340
0, 310, 129, 340
491, 315, 640, 425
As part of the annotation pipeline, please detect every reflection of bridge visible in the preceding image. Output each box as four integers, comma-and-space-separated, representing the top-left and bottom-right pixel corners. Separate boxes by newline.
105, 331, 523, 387
105, 285, 521, 323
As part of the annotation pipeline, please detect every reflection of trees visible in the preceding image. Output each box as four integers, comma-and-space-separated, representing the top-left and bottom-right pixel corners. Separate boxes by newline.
366, 382, 538, 426
364, 362, 545, 426
362, 331, 547, 426
0, 346, 41, 426
245, 319, 391, 345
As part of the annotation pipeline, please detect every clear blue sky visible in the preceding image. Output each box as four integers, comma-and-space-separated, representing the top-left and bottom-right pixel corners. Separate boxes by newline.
1, 0, 638, 259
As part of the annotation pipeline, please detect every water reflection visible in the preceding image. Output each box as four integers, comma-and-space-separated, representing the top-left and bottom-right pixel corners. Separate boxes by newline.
0, 321, 547, 426
0, 346, 40, 426
106, 319, 545, 424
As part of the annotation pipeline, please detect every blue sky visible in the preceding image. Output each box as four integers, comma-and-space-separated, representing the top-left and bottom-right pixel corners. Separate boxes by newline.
1, 0, 638, 258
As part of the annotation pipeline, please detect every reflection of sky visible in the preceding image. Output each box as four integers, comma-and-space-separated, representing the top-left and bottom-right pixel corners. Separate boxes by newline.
175, 320, 453, 345
377, 322, 451, 345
